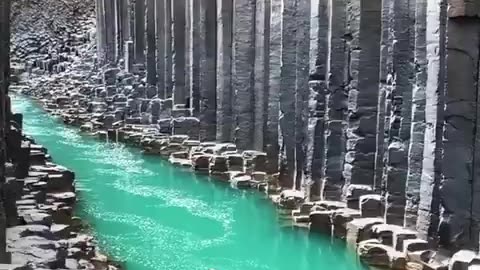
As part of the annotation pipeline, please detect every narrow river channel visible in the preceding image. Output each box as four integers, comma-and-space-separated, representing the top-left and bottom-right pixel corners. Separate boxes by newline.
12, 94, 367, 270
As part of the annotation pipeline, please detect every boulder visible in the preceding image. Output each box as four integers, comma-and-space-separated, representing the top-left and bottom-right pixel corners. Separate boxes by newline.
403, 239, 429, 254
51, 224, 72, 239
345, 184, 373, 209
309, 210, 334, 234
276, 190, 305, 210
357, 239, 407, 269
20, 210, 52, 226
193, 154, 212, 172
172, 117, 199, 139
226, 154, 244, 171
346, 217, 384, 246
230, 174, 252, 189
243, 151, 267, 173
449, 250, 477, 270
252, 172, 266, 181
360, 194, 385, 218
332, 208, 362, 239
210, 156, 228, 173
47, 192, 76, 205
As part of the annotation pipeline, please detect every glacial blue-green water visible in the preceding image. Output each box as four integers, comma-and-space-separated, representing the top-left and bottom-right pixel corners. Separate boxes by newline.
12, 95, 367, 270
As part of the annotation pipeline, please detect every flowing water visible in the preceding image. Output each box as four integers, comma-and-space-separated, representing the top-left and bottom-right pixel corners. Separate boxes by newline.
12, 95, 367, 270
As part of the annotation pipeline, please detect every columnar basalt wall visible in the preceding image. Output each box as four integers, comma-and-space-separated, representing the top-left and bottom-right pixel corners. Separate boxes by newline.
405, 0, 427, 230
216, 0, 234, 143
134, 0, 146, 65
198, 0, 217, 141
146, 0, 157, 87
88, 0, 480, 252
343, 0, 381, 193
232, 0, 255, 150
322, 0, 348, 200
1, 0, 11, 263
307, 0, 328, 197
264, 0, 282, 174
155, 0, 166, 98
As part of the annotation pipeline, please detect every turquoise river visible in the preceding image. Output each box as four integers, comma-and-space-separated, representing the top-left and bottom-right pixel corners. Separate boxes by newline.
12, 95, 367, 270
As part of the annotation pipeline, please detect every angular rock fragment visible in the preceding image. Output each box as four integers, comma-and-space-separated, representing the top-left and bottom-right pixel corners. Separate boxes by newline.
346, 217, 384, 246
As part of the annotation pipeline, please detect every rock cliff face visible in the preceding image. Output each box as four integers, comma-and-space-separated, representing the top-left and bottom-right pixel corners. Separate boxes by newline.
92, 0, 480, 250
6, 0, 480, 263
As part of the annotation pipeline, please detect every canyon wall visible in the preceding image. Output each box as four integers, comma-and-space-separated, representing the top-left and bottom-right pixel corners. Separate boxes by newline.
90, 0, 480, 251
0, 0, 10, 263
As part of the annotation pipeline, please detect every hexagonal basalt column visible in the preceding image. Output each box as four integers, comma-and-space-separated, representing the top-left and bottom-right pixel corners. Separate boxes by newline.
134, 0, 146, 64
343, 0, 381, 192
232, 0, 255, 150
216, 0, 234, 143
172, 0, 187, 106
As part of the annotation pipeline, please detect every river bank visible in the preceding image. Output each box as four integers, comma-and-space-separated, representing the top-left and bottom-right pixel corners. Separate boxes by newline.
4, 107, 123, 270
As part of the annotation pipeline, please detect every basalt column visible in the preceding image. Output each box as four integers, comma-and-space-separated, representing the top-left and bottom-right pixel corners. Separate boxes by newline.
321, 0, 348, 199
416, 0, 445, 244
156, 0, 166, 98
405, 0, 427, 229
190, 0, 201, 115
114, 0, 129, 60
343, 0, 382, 191
146, 0, 157, 88
440, 1, 480, 250
134, 0, 146, 64
232, 0, 255, 150
104, 0, 116, 63
265, 0, 282, 174
165, 0, 173, 98
253, 0, 270, 151
96, 0, 107, 64
382, 0, 415, 225
122, 0, 131, 41
216, 0, 234, 142
173, 0, 186, 106
198, 0, 217, 141
374, 0, 393, 191
185, 0, 192, 106
114, 0, 121, 60
278, 0, 298, 188
294, 0, 311, 191
306, 0, 329, 197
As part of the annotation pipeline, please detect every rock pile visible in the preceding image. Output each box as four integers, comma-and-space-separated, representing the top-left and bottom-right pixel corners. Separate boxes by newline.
3, 115, 121, 270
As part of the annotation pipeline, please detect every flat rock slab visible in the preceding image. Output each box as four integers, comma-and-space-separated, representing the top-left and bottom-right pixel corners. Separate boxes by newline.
47, 192, 76, 204
403, 239, 429, 253
450, 250, 478, 270
7, 225, 53, 242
